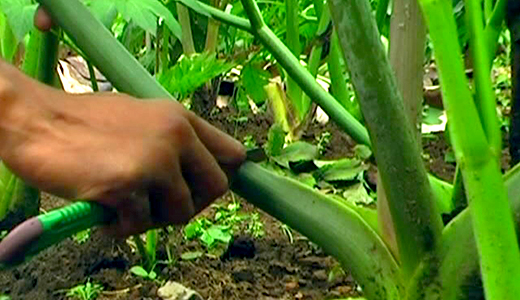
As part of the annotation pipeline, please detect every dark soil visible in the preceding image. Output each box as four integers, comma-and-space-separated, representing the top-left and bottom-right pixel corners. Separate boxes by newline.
0, 193, 360, 300
0, 104, 465, 300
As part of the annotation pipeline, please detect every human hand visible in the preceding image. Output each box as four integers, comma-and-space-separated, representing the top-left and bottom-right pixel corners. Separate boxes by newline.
0, 62, 246, 236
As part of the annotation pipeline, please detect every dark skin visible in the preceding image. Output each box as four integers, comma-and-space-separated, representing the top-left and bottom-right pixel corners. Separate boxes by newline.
0, 8, 246, 237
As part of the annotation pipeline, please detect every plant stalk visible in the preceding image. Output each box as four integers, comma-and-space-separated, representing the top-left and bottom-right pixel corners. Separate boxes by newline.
466, 0, 501, 155
204, 0, 222, 53
329, 0, 443, 279
177, 2, 197, 55
285, 0, 304, 121
327, 32, 362, 120
419, 0, 520, 298
239, 0, 371, 146
34, 3, 401, 298
484, 0, 506, 58
178, 0, 252, 33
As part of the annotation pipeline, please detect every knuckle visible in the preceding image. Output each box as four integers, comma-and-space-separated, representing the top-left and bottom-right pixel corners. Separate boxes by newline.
161, 114, 194, 144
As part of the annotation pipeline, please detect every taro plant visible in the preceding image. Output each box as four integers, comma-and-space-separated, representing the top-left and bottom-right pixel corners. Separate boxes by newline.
23, 0, 520, 298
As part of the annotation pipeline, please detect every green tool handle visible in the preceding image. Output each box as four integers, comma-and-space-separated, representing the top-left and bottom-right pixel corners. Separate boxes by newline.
0, 201, 115, 267
32, 201, 116, 256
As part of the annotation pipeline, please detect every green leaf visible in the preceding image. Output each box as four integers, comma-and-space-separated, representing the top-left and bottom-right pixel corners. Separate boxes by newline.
184, 220, 203, 239
265, 124, 286, 157
273, 142, 319, 169
422, 106, 444, 125
0, 0, 37, 40
130, 266, 149, 278
84, 0, 118, 28
114, 0, 182, 39
207, 225, 232, 243
200, 230, 216, 248
158, 53, 235, 99
0, 295, 10, 300
314, 158, 367, 182
354, 145, 372, 160
342, 183, 374, 205
241, 63, 270, 104
148, 270, 157, 280
0, 12, 18, 62
181, 251, 203, 260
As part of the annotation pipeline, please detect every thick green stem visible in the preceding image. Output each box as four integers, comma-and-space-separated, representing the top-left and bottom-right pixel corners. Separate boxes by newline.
408, 164, 520, 299
329, 0, 443, 279
177, 2, 196, 55
378, 0, 427, 261
466, 0, 501, 155
419, 0, 520, 298
240, 0, 371, 146
285, 0, 304, 121
233, 163, 403, 300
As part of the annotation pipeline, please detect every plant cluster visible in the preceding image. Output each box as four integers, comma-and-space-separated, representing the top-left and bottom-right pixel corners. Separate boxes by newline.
0, 0, 518, 299
183, 200, 265, 254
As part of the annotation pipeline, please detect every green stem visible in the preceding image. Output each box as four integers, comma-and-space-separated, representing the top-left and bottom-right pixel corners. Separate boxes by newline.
21, 30, 43, 77
33, 3, 401, 298
240, 0, 371, 146
408, 164, 520, 299
160, 24, 171, 74
466, 0, 501, 155
178, 0, 252, 33
285, 0, 304, 121
37, 31, 60, 86
204, 0, 223, 53
484, 0, 506, 58
329, 0, 443, 279
419, 0, 520, 298
177, 2, 196, 55
327, 32, 362, 120
87, 61, 99, 92
296, 3, 331, 125
233, 162, 402, 300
